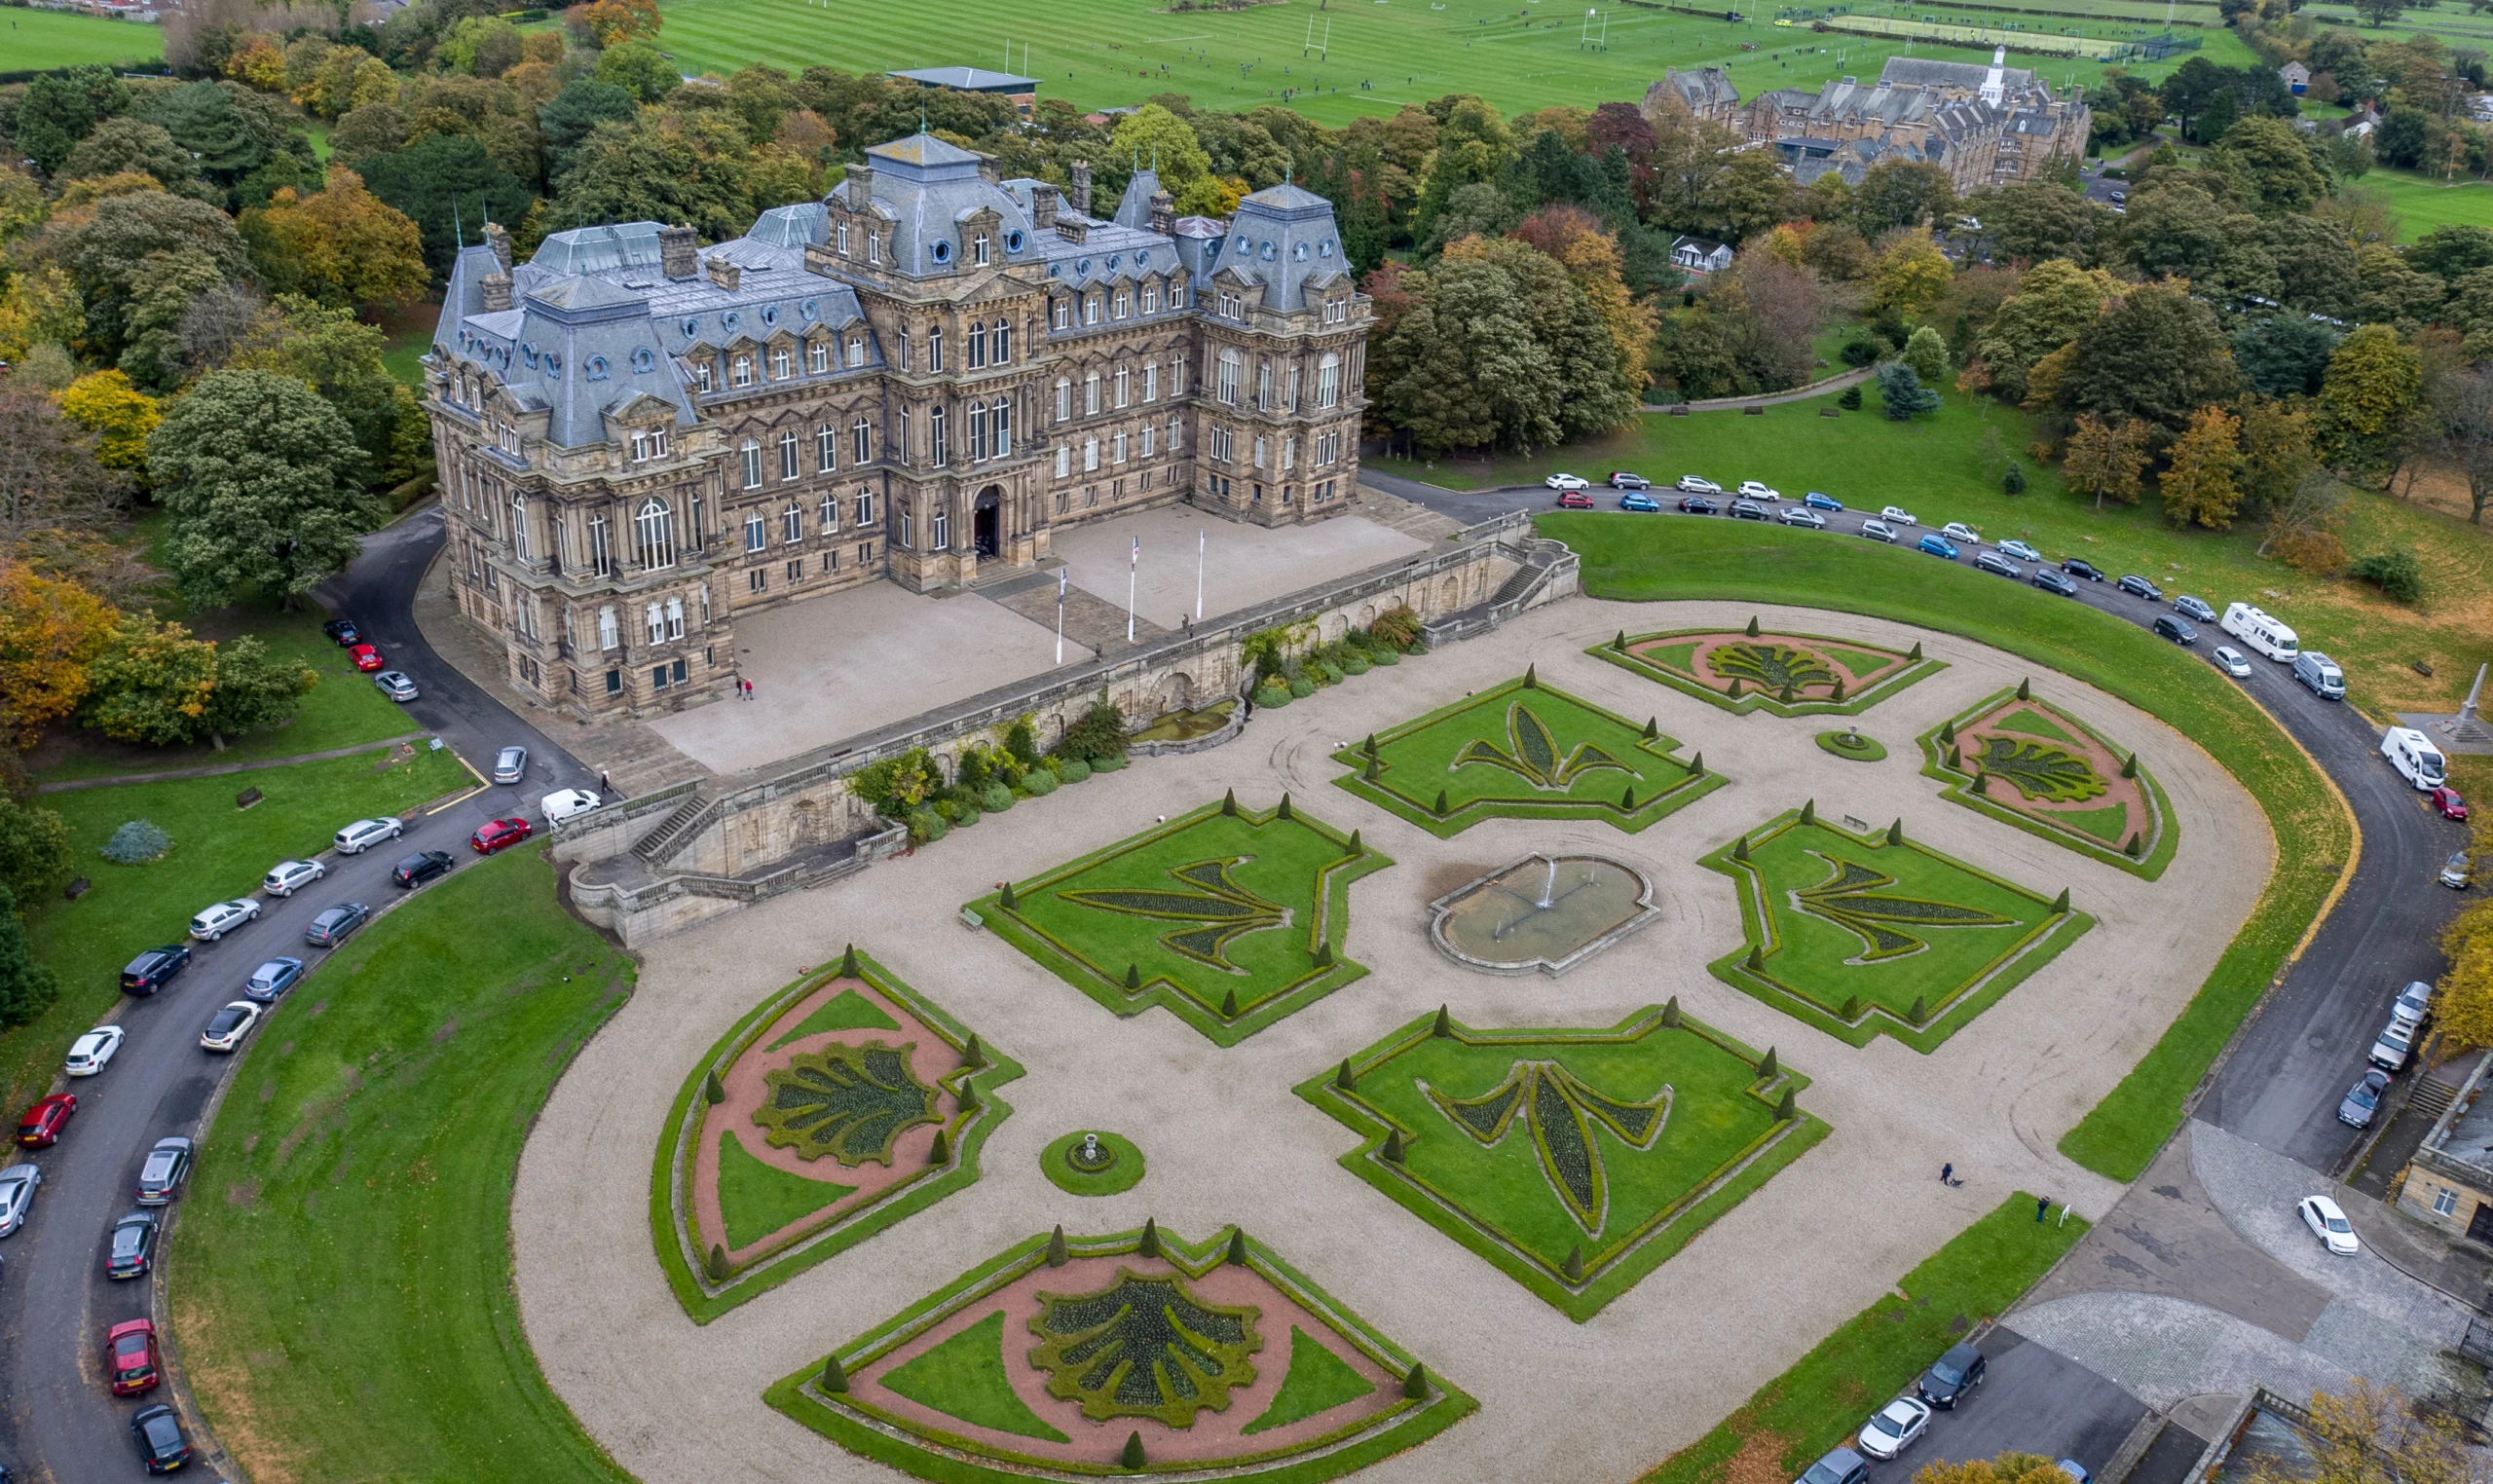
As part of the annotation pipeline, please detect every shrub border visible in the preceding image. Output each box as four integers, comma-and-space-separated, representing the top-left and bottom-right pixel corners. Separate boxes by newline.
1697, 809, 2094, 1053
967, 798, 1391, 1048
1587, 627, 1947, 718
1293, 1005, 1829, 1322
1916, 686, 2180, 882
763, 1223, 1478, 1483
1325, 675, 1726, 839
650, 949, 1025, 1324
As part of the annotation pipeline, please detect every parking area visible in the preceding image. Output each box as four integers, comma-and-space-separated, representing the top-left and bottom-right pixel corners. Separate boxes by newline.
1915, 1328, 2149, 1475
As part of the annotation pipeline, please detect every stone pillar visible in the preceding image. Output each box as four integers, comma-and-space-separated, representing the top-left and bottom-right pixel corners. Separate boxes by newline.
1070, 161, 1093, 217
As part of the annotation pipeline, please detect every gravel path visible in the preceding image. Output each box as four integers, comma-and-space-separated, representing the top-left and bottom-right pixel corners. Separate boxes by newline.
510, 597, 2270, 1484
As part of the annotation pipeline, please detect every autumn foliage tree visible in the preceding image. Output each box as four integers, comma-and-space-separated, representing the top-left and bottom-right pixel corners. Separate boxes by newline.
2064, 414, 2150, 509
240, 167, 428, 313
2159, 405, 2246, 530
2436, 898, 2493, 1054
54, 370, 160, 477
576, 0, 662, 46
0, 559, 118, 747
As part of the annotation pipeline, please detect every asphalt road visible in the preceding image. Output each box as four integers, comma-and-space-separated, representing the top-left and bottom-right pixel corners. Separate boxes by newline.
1376, 472, 2473, 1175
1914, 1327, 2147, 1475
0, 509, 593, 1484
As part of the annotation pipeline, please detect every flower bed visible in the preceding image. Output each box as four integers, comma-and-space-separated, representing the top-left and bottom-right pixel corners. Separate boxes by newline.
1590, 625, 1945, 718
1917, 687, 2177, 880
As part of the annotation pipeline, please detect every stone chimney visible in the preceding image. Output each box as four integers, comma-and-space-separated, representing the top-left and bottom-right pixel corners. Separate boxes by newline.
659, 224, 697, 280
846, 161, 874, 204
1070, 160, 1093, 217
479, 272, 512, 313
705, 253, 741, 292
1031, 182, 1059, 229
1148, 188, 1174, 236
483, 221, 511, 271
976, 153, 1000, 186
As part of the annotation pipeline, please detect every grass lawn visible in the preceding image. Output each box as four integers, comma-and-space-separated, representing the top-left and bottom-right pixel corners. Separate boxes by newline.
716, 1127, 852, 1249
3, 744, 472, 1119
974, 798, 1387, 1045
1639, 1193, 2088, 1484
0, 8, 165, 68
1596, 626, 1939, 718
1330, 675, 1720, 836
1390, 386, 2493, 719
169, 844, 631, 1484
2358, 167, 2493, 244
1546, 515, 2346, 1177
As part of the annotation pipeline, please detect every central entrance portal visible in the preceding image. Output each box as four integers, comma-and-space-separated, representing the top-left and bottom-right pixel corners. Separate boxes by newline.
973, 488, 1002, 560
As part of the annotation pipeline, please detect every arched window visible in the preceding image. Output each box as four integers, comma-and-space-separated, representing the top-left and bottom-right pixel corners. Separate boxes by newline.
817, 423, 837, 473
807, 341, 829, 374
634, 498, 676, 570
992, 318, 1011, 364
771, 347, 792, 381
731, 354, 754, 388
1318, 352, 1341, 409
992, 400, 1012, 458
846, 335, 864, 368
967, 320, 987, 369
927, 324, 943, 372
741, 438, 763, 490
1055, 378, 1071, 422
1084, 370, 1100, 416
1217, 350, 1242, 405
782, 504, 803, 543
510, 495, 531, 561
852, 418, 872, 464
778, 428, 800, 481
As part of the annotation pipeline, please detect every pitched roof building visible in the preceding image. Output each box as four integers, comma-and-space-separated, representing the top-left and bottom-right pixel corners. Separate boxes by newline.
422, 134, 1370, 718
1644, 66, 1743, 126
1731, 49, 2090, 192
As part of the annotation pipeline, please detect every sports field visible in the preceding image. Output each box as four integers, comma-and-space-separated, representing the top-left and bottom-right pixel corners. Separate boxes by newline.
652, 0, 2253, 126
0, 7, 165, 69
2362, 167, 2493, 242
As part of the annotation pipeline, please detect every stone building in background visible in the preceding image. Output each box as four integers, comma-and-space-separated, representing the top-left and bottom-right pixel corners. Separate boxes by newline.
1705, 48, 2091, 191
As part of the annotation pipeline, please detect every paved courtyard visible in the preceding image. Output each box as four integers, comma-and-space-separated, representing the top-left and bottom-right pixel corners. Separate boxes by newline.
511, 597, 2270, 1484
1046, 505, 1430, 632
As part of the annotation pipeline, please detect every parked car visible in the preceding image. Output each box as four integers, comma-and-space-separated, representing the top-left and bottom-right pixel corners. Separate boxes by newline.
391, 850, 454, 888
2175, 595, 2218, 623
2117, 574, 2164, 601
1941, 521, 1981, 544
242, 956, 304, 1002
1879, 505, 1918, 527
2337, 1068, 2392, 1129
1916, 534, 1959, 561
1607, 471, 1651, 490
1859, 519, 1899, 544
120, 946, 191, 994
263, 858, 324, 897
1619, 492, 1661, 513
2370, 1017, 2415, 1071
16, 1094, 74, 1147
130, 1402, 191, 1473
1737, 480, 1782, 502
2151, 614, 2199, 646
65, 1025, 125, 1076
0, 1163, 40, 1238
1678, 495, 1718, 515
540, 788, 603, 824
335, 817, 403, 854
2213, 646, 2253, 679
2394, 980, 2435, 1026
1975, 551, 2024, 578
105, 1209, 159, 1279
106, 1319, 163, 1396
2063, 558, 2106, 581
1856, 1396, 1934, 1460
2298, 1194, 2360, 1255
134, 1136, 194, 1206
1554, 490, 1595, 509
1916, 1342, 1987, 1408
374, 670, 419, 702
1780, 506, 1828, 529
322, 618, 361, 645
1676, 475, 1724, 496
188, 898, 260, 942
1730, 499, 1770, 521
2444, 851, 2474, 891
199, 999, 261, 1054
1804, 491, 1844, 511
1797, 1448, 1871, 1484
348, 643, 387, 672
2430, 786, 2470, 821
2031, 568, 2078, 596
305, 902, 371, 947
1544, 472, 1590, 491
2056, 1462, 2092, 1484
471, 817, 533, 854
1997, 538, 2042, 562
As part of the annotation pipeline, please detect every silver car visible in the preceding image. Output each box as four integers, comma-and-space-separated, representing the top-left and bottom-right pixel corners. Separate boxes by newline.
1859, 519, 1899, 544
2212, 646, 2252, 679
2337, 1069, 2391, 1129
493, 746, 529, 784
263, 858, 324, 897
0, 1164, 40, 1237
373, 670, 419, 702
136, 1137, 193, 1205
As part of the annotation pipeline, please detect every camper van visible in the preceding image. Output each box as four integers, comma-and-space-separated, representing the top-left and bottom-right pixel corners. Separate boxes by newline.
2293, 651, 2345, 700
2382, 726, 2449, 791
2219, 603, 2299, 662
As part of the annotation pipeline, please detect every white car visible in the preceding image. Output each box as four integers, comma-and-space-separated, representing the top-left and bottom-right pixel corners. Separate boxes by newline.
1780, 506, 1827, 529
66, 1025, 126, 1077
1736, 480, 1782, 502
2393, 980, 2434, 1028
1544, 473, 1591, 491
334, 817, 404, 855
263, 858, 325, 897
1856, 1396, 1932, 1460
2298, 1194, 2360, 1255
188, 899, 260, 942
2212, 646, 2252, 679
1676, 475, 1724, 496
1859, 520, 1899, 544
1998, 539, 2042, 563
0, 1164, 40, 1238
2369, 1018, 2413, 1072
199, 999, 262, 1054
1879, 505, 1919, 527
1941, 522, 1981, 544
540, 788, 604, 824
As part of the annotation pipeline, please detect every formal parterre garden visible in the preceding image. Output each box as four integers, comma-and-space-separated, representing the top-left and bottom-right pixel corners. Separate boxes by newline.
1700, 809, 2091, 1053
969, 797, 1389, 1046
1920, 685, 2177, 879
1328, 672, 1723, 837
1296, 1005, 1826, 1321
1592, 624, 1944, 719
653, 947, 1024, 1321
765, 1222, 1476, 1483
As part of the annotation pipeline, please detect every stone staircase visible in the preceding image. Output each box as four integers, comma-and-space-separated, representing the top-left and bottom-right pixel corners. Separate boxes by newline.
631, 789, 720, 865
2411, 1073, 2461, 1124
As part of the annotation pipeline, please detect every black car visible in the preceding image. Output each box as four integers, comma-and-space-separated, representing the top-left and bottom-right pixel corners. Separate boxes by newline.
131, 1403, 193, 1473
391, 850, 454, 888
2118, 574, 2165, 601
322, 617, 361, 645
1916, 1341, 1987, 1408
1729, 499, 1769, 521
2062, 558, 2105, 581
2031, 567, 2078, 596
2152, 613, 2199, 646
120, 946, 192, 995
305, 902, 371, 947
1678, 496, 1718, 515
106, 1209, 160, 1280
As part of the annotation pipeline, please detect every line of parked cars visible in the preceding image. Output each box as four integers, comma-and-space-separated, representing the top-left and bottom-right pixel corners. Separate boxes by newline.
1795, 1338, 2092, 1484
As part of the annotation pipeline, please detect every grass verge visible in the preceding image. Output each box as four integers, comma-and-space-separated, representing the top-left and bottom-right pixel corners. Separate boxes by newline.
1547, 514, 2347, 1178
0, 7, 165, 67
169, 843, 632, 1483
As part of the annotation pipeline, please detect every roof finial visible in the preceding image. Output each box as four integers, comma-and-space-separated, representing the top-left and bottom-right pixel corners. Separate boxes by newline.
452, 195, 464, 248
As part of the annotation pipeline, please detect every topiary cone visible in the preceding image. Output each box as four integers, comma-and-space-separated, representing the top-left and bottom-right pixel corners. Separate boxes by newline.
1432, 1005, 1452, 1037
1363, 732, 1379, 756
999, 879, 1018, 909
2053, 887, 2070, 912
822, 1353, 850, 1392
1910, 995, 1928, 1024
1757, 1046, 1778, 1080
1125, 963, 1141, 990
1221, 987, 1239, 1017
1563, 1245, 1584, 1282
1745, 946, 1764, 973
929, 1129, 950, 1165
1729, 678, 1744, 699
1277, 792, 1293, 820
962, 1034, 986, 1068
1690, 750, 1704, 775
1335, 1057, 1357, 1092
2124, 832, 2143, 858
1780, 684, 1796, 704
956, 1082, 979, 1114
1886, 818, 1904, 845
1138, 1217, 1160, 1257
1775, 1088, 1798, 1121
2121, 752, 2139, 779
2017, 677, 2031, 701
1745, 615, 1761, 638
1971, 770, 1989, 796
1346, 829, 1362, 856
1122, 1431, 1147, 1469
1643, 716, 1659, 740
1523, 662, 1539, 688
1732, 835, 1750, 862
1660, 996, 1681, 1027
1947, 744, 1962, 769
1909, 642, 1923, 661
1382, 1129, 1405, 1163
1221, 788, 1238, 816
1939, 719, 1954, 745
1620, 785, 1637, 810
1047, 1225, 1070, 1267
1800, 798, 1816, 825
1227, 1228, 1249, 1265
840, 943, 859, 977
706, 1243, 728, 1281
1613, 630, 1628, 651
703, 1070, 725, 1105
1433, 788, 1450, 815
1363, 755, 1381, 782
1831, 677, 1845, 701
1404, 1361, 1430, 1399
1841, 994, 1861, 1020
1313, 941, 1334, 969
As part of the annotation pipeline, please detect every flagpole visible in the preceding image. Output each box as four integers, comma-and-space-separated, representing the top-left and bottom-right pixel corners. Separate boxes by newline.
1195, 529, 1205, 622
1127, 537, 1138, 644
1055, 569, 1066, 664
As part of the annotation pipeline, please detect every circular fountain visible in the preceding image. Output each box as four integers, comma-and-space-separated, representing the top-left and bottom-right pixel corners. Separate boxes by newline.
1427, 854, 1661, 976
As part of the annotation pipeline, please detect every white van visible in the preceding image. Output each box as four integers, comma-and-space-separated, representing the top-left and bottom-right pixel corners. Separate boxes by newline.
2292, 651, 2344, 700
2382, 726, 2449, 791
2220, 603, 2299, 661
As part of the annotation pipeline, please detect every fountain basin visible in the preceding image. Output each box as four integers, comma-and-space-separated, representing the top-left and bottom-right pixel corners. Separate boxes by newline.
1427, 854, 1661, 976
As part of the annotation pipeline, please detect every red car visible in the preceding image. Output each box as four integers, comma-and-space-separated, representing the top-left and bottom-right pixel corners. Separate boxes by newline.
106, 1318, 162, 1395
2431, 786, 2470, 821
17, 1093, 75, 1147
470, 817, 534, 854
1554, 490, 1596, 509
348, 643, 387, 673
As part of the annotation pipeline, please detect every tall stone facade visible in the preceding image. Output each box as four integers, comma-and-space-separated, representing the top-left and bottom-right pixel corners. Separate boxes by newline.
421, 133, 1371, 719
1739, 51, 2091, 192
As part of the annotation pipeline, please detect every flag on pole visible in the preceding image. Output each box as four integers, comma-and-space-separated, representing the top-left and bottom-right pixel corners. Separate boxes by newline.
1055, 568, 1066, 664
1127, 537, 1139, 643
1196, 529, 1206, 622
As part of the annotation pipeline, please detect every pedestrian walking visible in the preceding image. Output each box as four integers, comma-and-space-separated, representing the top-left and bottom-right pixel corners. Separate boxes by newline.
599, 769, 611, 792
2035, 1195, 2051, 1223
1940, 1162, 1953, 1186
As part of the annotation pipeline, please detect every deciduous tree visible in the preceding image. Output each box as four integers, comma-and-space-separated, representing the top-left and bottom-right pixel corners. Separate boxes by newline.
240, 167, 428, 312
2064, 414, 2150, 508
1973, 258, 2115, 403
1902, 325, 1949, 385
197, 635, 316, 748
0, 393, 130, 544
359, 132, 537, 278
2056, 281, 2239, 436
0, 885, 57, 1027
1869, 228, 1953, 318
146, 370, 379, 609
2238, 394, 2318, 521
2160, 405, 2247, 529
2317, 323, 2424, 483
577, 0, 661, 46
0, 798, 72, 908
227, 296, 427, 485
54, 371, 160, 476
0, 560, 117, 747
79, 613, 217, 746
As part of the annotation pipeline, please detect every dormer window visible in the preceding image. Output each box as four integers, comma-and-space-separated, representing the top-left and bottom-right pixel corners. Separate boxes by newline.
1052, 299, 1070, 330
694, 360, 714, 393
867, 231, 880, 264
837, 221, 851, 255
731, 354, 754, 389
808, 340, 829, 374
1171, 283, 1187, 309
771, 347, 792, 381
1324, 297, 1348, 325
846, 335, 865, 367
1114, 290, 1130, 318
1142, 281, 1160, 314
973, 233, 990, 266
